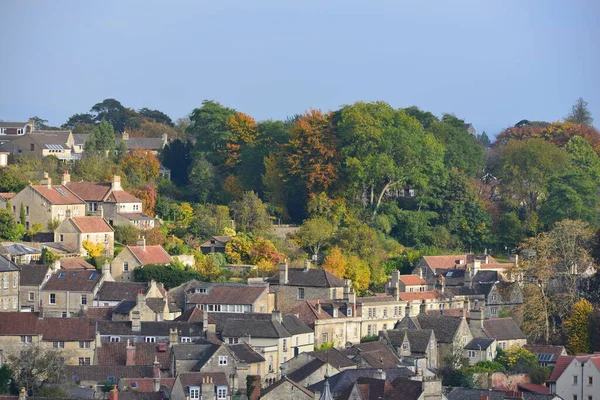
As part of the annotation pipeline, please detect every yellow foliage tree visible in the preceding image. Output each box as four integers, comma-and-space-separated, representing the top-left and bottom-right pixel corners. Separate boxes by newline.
322, 246, 347, 279
345, 255, 370, 292
176, 202, 194, 227
82, 241, 104, 258
563, 298, 594, 355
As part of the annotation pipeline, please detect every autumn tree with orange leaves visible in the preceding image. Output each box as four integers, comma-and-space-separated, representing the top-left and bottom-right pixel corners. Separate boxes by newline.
287, 110, 340, 196
120, 149, 160, 188
131, 185, 157, 216
222, 112, 259, 170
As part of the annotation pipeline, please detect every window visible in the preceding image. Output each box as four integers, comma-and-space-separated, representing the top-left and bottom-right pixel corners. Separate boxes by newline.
333, 308, 338, 318
145, 337, 156, 343
78, 358, 91, 366
298, 287, 305, 300
104, 234, 109, 243
322, 333, 328, 343
219, 356, 228, 365
180, 337, 191, 343
573, 375, 578, 385
382, 323, 387, 330
189, 388, 200, 399
588, 376, 593, 385
25, 206, 29, 216
393, 306, 399, 317
409, 287, 414, 292
49, 293, 56, 304
79, 341, 91, 349
11, 296, 16, 309
462, 336, 467, 344
195, 288, 207, 294
53, 341, 65, 348
500, 342, 507, 349
468, 350, 476, 358
81, 295, 87, 305
268, 356, 274, 372
110, 336, 121, 343
296, 336, 299, 346
383, 308, 388, 318
20, 335, 32, 343
227, 337, 239, 344
29, 292, 34, 301
283, 339, 288, 351
123, 262, 129, 272
491, 307, 497, 315
13, 273, 18, 288
402, 342, 409, 350
347, 307, 353, 317
3, 274, 7, 288
59, 234, 64, 242
30, 143, 35, 151
133, 204, 139, 211
419, 287, 425, 292
62, 312, 67, 318
490, 295, 497, 301
217, 387, 227, 399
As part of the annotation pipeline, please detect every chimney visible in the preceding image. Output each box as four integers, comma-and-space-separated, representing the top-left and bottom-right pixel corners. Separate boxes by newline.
462, 301, 468, 320
122, 131, 129, 141
126, 339, 136, 366
405, 303, 412, 317
201, 376, 214, 400
202, 311, 209, 335
418, 268, 423, 279
153, 356, 161, 391
28, 118, 35, 132
472, 259, 481, 273
279, 260, 288, 285
316, 301, 322, 314
19, 387, 26, 400
439, 275, 445, 294
131, 310, 141, 331
52, 260, 61, 273
99, 205, 104, 219
304, 260, 311, 272
419, 301, 427, 315
46, 175, 52, 189
374, 369, 386, 381
391, 271, 400, 290
102, 259, 111, 277
469, 300, 484, 331
271, 310, 282, 324
162, 132, 168, 146
95, 330, 102, 349
344, 279, 356, 304
136, 289, 145, 307
109, 385, 118, 400
169, 328, 178, 345
61, 171, 70, 185
136, 236, 146, 250
112, 175, 122, 191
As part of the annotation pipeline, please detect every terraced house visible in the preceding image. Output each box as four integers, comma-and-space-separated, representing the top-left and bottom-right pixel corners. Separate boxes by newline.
0, 255, 19, 312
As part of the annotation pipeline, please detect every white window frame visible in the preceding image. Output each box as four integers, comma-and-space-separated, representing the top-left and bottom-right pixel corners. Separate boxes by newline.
145, 337, 156, 343
79, 341, 91, 348
322, 333, 328, 343
123, 262, 129, 272
180, 337, 192, 343
49, 293, 56, 304
53, 341, 65, 348
110, 336, 121, 343
218, 356, 228, 365
217, 386, 227, 399
20, 335, 33, 343
81, 295, 87, 305
189, 387, 200, 399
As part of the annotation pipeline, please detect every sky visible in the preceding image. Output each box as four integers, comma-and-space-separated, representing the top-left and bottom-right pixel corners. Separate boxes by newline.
0, 0, 598, 136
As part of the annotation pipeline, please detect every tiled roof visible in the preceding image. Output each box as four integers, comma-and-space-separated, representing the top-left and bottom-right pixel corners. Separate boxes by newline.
523, 344, 566, 362
262, 377, 314, 398
105, 190, 141, 203
518, 383, 550, 394
65, 181, 111, 201
282, 314, 313, 335
28, 131, 71, 147
127, 245, 172, 265
447, 388, 557, 400
174, 306, 211, 323
308, 368, 414, 394
483, 318, 526, 340
0, 121, 29, 128
72, 134, 90, 146
113, 301, 137, 314
0, 255, 20, 272
97, 282, 148, 301
382, 329, 434, 354
227, 343, 265, 364
30, 185, 84, 205
59, 257, 95, 270
200, 236, 232, 248
547, 355, 575, 382
97, 321, 205, 337
307, 348, 357, 369
421, 254, 498, 272
357, 295, 396, 303
118, 392, 165, 400
41, 318, 95, 341
187, 284, 268, 305
399, 275, 427, 285
464, 337, 495, 350
67, 366, 153, 382
145, 298, 167, 313
288, 358, 326, 382
222, 317, 291, 339
342, 342, 400, 369
0, 192, 15, 199
0, 312, 43, 335
70, 216, 113, 233
177, 372, 229, 389
96, 342, 171, 369
118, 213, 155, 221
41, 269, 102, 292
173, 344, 221, 370
84, 307, 113, 321
397, 314, 463, 343
267, 267, 345, 287
18, 264, 50, 286
397, 291, 443, 301
120, 377, 176, 393
1, 242, 42, 256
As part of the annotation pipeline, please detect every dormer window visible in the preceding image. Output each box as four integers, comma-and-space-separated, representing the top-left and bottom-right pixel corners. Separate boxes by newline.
194, 288, 207, 294
347, 307, 353, 317
210, 239, 216, 245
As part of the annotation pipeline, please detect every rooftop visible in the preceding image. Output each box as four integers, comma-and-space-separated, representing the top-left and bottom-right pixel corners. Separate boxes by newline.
266, 267, 345, 287
41, 269, 103, 292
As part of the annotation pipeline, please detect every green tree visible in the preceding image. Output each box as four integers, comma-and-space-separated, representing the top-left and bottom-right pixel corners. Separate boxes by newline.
188, 155, 217, 203
497, 212, 523, 250
563, 298, 594, 355
7, 346, 66, 396
90, 98, 131, 131
403, 106, 439, 129
62, 113, 95, 129
427, 119, 484, 177
138, 107, 174, 126
190, 204, 232, 240
566, 97, 593, 126
296, 217, 336, 260
0, 209, 23, 241
230, 191, 272, 234
19, 203, 26, 226
113, 139, 128, 163
134, 263, 202, 290
187, 100, 236, 157
0, 365, 13, 394
85, 119, 116, 153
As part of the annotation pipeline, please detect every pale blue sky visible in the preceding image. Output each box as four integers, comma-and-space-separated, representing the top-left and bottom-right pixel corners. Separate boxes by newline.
1, 0, 598, 136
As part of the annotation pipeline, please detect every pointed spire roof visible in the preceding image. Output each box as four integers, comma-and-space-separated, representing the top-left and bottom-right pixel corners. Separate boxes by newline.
319, 375, 333, 400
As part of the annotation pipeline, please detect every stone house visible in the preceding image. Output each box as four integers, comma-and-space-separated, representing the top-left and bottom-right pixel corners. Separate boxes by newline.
307, 368, 416, 398
464, 337, 496, 365
0, 255, 19, 312
379, 328, 438, 369
10, 130, 76, 161
0, 121, 33, 136
39, 265, 112, 317
96, 340, 172, 378
467, 303, 526, 350
111, 239, 172, 282
523, 345, 567, 367
386, 271, 428, 296
110, 288, 180, 322
116, 131, 169, 155
266, 261, 346, 312
261, 376, 315, 400
547, 354, 600, 400
96, 320, 207, 345
170, 372, 230, 400
184, 282, 274, 314
95, 280, 164, 306
54, 215, 115, 257
0, 242, 42, 264
356, 295, 405, 339
18, 263, 51, 312
415, 254, 514, 283
200, 236, 233, 255
64, 174, 155, 230
0, 192, 15, 208
290, 299, 362, 348
65, 365, 154, 392
341, 341, 402, 369
395, 312, 474, 365
9, 179, 86, 231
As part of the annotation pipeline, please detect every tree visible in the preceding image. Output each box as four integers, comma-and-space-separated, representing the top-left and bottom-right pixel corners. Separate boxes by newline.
28, 116, 55, 130
188, 155, 217, 203
187, 100, 236, 156
72, 153, 119, 182
161, 139, 193, 186
478, 131, 491, 147
563, 298, 594, 355
113, 140, 128, 164
222, 112, 259, 170
0, 209, 23, 241
138, 108, 174, 126
322, 246, 348, 278
428, 119, 484, 177
7, 346, 66, 396
26, 222, 43, 241
114, 224, 140, 245
83, 241, 104, 258
90, 98, 130, 131
0, 365, 13, 394
345, 255, 370, 292
403, 106, 439, 129
190, 204, 232, 240
19, 203, 26, 226
230, 192, 272, 234
85, 119, 116, 153
62, 113, 95, 129
134, 263, 202, 290
287, 110, 340, 196
131, 185, 157, 216
566, 97, 593, 126
120, 149, 160, 188
296, 217, 336, 260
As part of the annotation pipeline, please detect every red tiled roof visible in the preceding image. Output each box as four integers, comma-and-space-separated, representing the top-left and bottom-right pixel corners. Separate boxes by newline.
41, 318, 95, 341
421, 254, 498, 272
399, 275, 427, 286
398, 291, 443, 301
121, 377, 176, 392
96, 342, 171, 369
70, 216, 113, 233
118, 213, 155, 220
479, 263, 513, 270
187, 285, 268, 305
31, 185, 84, 205
105, 190, 141, 203
0, 193, 15, 199
0, 312, 43, 335
41, 269, 102, 292
517, 383, 550, 394
547, 355, 575, 382
65, 182, 111, 202
84, 307, 113, 321
59, 257, 95, 270
128, 245, 172, 265
174, 307, 215, 323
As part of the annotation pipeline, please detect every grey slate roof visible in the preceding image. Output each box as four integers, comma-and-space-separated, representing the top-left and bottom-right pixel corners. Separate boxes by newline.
483, 318, 526, 340
113, 301, 137, 314
72, 134, 90, 145
1, 243, 41, 256
288, 358, 326, 382
395, 315, 462, 344
97, 321, 205, 337
406, 330, 434, 353
67, 365, 153, 382
0, 255, 19, 272
464, 337, 496, 350
266, 268, 345, 287
282, 314, 314, 335
97, 282, 148, 301
171, 343, 220, 370
447, 388, 558, 400
17, 264, 49, 286
308, 368, 414, 394
307, 348, 357, 369
222, 317, 291, 339
227, 343, 265, 364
